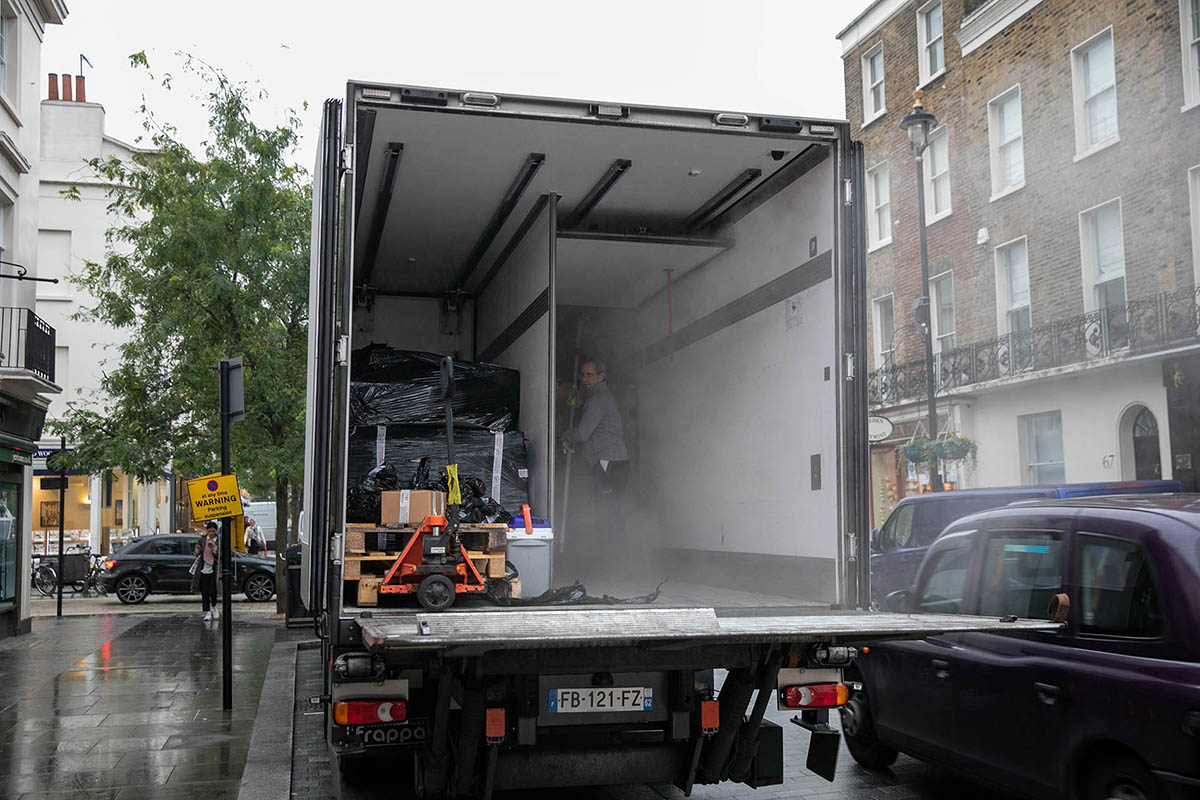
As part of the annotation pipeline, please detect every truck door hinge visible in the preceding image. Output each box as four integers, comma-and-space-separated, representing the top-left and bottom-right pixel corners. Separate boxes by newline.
844, 352, 856, 381
843, 178, 853, 206
847, 534, 858, 561
336, 335, 350, 365
340, 144, 354, 173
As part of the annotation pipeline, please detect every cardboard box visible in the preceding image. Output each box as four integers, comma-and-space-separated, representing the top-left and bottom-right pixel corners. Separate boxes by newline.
380, 490, 447, 525
357, 576, 382, 607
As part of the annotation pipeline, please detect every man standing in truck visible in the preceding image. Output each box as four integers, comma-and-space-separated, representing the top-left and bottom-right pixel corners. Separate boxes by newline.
562, 358, 630, 565
564, 358, 630, 498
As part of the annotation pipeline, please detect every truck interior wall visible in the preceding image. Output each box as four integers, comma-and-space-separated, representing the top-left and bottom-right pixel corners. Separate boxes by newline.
475, 198, 555, 518
350, 295, 475, 359
557, 157, 839, 602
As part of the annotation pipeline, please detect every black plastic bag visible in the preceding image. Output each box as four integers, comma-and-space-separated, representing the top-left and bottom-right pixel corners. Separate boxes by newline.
351, 346, 520, 431
346, 425, 530, 522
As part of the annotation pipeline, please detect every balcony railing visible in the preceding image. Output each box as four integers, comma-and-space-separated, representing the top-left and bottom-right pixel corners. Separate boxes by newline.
869, 285, 1200, 408
0, 307, 55, 383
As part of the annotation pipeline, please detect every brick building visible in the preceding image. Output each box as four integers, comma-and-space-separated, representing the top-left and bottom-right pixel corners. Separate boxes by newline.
838, 0, 1200, 525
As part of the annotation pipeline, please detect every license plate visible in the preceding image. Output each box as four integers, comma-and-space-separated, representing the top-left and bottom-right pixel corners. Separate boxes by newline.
548, 687, 653, 713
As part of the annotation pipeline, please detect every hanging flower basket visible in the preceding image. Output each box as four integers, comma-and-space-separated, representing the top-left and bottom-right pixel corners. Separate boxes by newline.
899, 435, 931, 464
932, 434, 976, 462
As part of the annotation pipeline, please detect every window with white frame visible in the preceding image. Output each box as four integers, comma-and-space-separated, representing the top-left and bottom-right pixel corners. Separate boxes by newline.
0, 4, 16, 102
997, 238, 1031, 333
931, 272, 955, 352
862, 44, 886, 123
1071, 29, 1118, 157
1182, 0, 1200, 108
1022, 411, 1065, 485
1190, 165, 1200, 283
1080, 199, 1127, 313
988, 86, 1025, 197
923, 127, 951, 222
866, 162, 891, 249
873, 295, 895, 366
917, 1, 945, 85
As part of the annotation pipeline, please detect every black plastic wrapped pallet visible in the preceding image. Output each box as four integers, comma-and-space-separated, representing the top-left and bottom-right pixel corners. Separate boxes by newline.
350, 345, 520, 431
347, 425, 530, 523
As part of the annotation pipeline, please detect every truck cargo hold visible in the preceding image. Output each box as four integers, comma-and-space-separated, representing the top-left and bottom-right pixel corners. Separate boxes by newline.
300, 83, 1058, 796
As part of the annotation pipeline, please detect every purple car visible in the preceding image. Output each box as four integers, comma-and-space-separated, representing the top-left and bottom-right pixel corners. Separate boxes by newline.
842, 495, 1200, 800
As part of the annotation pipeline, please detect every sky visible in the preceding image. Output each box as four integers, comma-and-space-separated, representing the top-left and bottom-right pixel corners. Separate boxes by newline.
42, 0, 855, 163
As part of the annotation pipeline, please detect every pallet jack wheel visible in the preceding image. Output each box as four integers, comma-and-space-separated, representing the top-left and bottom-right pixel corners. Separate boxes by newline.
417, 574, 456, 611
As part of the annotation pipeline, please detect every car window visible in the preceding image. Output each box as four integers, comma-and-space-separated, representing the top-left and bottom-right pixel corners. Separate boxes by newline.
978, 531, 1063, 620
916, 536, 974, 613
150, 539, 183, 555
879, 503, 915, 551
913, 494, 1044, 546
1078, 535, 1164, 638
118, 539, 148, 555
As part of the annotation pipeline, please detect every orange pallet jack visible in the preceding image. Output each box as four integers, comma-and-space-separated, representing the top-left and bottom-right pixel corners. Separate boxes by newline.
377, 356, 487, 611
378, 513, 487, 610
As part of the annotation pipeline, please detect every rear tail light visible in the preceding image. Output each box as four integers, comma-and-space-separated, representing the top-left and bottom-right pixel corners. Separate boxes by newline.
780, 683, 848, 709
333, 699, 407, 726
103, 560, 116, 571
485, 708, 506, 742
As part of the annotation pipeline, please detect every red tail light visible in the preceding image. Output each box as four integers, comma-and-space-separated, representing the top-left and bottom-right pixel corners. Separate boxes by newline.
333, 699, 407, 726
780, 683, 848, 708
103, 560, 116, 571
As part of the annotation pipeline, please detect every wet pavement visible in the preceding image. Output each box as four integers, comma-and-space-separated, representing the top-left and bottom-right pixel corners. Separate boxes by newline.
0, 611, 287, 800
0, 611, 1013, 800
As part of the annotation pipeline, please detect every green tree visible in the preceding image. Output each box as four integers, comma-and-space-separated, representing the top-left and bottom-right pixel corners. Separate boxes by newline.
51, 54, 311, 542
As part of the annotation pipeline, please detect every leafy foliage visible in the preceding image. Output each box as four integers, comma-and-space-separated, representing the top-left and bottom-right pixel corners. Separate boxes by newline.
51, 53, 310, 512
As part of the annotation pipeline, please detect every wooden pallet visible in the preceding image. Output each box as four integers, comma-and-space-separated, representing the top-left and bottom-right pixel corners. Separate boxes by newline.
343, 553, 400, 580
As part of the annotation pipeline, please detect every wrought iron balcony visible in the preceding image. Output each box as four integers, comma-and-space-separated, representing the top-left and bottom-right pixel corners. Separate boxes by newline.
869, 285, 1200, 408
0, 307, 55, 384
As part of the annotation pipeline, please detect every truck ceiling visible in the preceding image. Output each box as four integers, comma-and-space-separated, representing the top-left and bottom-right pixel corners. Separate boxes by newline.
349, 89, 834, 300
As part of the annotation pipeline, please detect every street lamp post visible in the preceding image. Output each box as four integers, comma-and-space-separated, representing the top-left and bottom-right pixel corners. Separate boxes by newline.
899, 90, 944, 492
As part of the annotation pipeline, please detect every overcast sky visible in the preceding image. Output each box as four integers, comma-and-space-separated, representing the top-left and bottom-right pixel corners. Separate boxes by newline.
42, 0, 855, 163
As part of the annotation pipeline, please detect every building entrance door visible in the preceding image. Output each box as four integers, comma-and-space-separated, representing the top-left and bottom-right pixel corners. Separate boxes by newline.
1164, 357, 1200, 491
1131, 407, 1161, 480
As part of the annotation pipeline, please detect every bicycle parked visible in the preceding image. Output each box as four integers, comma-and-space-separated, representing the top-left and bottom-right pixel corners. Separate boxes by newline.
30, 548, 107, 598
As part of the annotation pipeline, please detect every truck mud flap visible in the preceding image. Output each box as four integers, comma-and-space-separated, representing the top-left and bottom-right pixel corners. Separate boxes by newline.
791, 710, 841, 781
744, 719, 784, 788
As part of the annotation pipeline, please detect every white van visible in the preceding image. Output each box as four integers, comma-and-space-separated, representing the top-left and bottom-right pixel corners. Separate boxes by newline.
242, 501, 277, 551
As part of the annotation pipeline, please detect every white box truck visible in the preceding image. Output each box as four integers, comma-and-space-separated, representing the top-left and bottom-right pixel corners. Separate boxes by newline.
300, 82, 1052, 796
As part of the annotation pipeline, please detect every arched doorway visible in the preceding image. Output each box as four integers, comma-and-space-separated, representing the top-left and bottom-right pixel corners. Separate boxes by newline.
1120, 405, 1162, 480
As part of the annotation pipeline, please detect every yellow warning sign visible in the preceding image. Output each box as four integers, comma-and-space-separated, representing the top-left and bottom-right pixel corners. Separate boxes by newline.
187, 473, 245, 522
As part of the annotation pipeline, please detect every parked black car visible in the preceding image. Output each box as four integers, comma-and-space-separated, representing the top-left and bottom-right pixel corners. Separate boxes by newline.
99, 534, 277, 604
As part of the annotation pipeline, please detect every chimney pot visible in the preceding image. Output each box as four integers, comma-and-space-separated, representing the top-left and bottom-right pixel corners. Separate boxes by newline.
48, 73, 58, 100
61, 74, 73, 101
75, 75, 85, 103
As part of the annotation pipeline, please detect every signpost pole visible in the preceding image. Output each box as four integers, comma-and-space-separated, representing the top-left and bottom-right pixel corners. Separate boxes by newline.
220, 360, 233, 711
56, 436, 66, 618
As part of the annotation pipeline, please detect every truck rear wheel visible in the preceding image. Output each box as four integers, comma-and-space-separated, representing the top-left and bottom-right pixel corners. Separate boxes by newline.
417, 574, 455, 611
840, 692, 898, 770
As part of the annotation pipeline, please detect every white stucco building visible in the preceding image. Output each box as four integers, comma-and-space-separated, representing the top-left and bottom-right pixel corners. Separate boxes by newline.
0, 0, 67, 640
35, 75, 170, 559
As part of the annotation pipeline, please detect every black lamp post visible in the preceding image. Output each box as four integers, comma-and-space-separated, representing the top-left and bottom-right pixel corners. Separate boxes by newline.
898, 90, 944, 492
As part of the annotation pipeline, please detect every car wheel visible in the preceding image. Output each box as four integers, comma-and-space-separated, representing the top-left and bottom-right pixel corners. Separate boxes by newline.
243, 572, 275, 602
1084, 753, 1164, 800
115, 574, 150, 605
839, 691, 898, 770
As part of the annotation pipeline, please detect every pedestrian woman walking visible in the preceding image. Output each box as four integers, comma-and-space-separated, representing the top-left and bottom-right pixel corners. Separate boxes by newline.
190, 522, 220, 621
